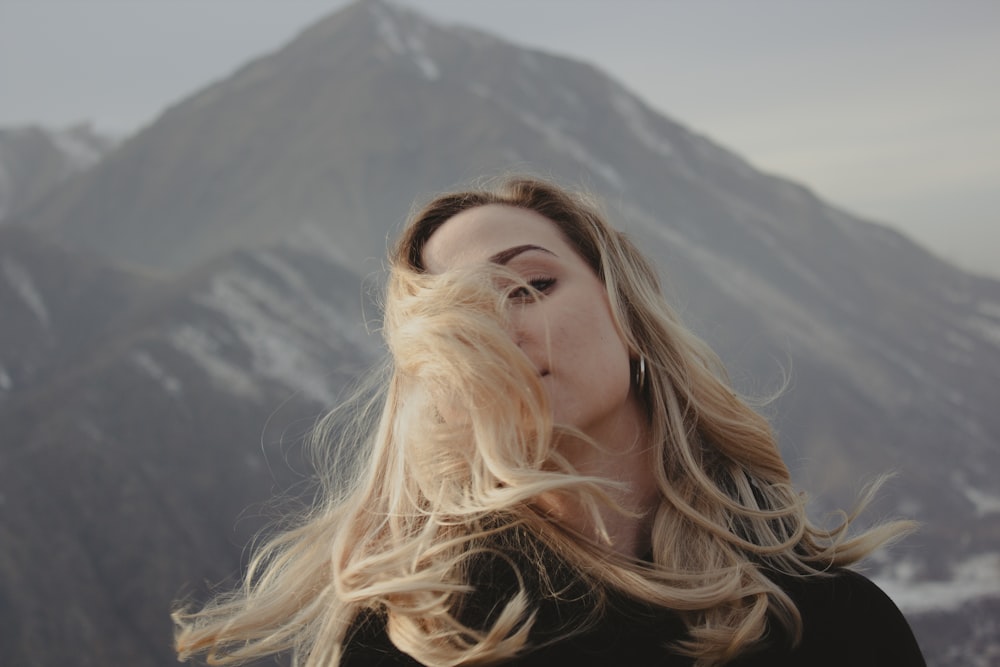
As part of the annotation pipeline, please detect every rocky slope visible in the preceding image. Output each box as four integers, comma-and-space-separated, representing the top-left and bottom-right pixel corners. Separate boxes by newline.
0, 124, 115, 223
0, 231, 376, 665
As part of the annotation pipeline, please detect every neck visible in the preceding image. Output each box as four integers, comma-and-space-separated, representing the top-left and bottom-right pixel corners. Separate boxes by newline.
538, 405, 659, 558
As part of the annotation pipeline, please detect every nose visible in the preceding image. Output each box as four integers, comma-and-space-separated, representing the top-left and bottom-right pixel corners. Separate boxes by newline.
506, 303, 530, 349
506, 325, 526, 354
505, 307, 549, 375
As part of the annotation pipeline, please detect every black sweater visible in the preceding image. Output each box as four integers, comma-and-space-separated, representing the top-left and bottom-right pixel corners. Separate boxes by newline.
342, 564, 926, 666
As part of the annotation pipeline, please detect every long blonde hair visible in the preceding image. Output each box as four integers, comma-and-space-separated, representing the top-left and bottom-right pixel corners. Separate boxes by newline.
174, 176, 912, 666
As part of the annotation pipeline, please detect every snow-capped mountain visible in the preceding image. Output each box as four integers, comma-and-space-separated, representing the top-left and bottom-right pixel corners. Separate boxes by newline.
2, 1, 997, 664
0, 124, 115, 223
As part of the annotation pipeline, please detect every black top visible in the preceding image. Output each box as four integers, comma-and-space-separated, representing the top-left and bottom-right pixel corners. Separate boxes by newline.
342, 555, 926, 666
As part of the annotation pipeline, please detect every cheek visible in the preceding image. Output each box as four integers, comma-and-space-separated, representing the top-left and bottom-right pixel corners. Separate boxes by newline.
568, 309, 630, 376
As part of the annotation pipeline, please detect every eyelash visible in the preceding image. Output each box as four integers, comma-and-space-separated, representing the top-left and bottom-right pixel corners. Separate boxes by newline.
509, 276, 556, 300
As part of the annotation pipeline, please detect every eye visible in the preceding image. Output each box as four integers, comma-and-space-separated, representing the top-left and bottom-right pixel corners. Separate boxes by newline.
508, 277, 556, 301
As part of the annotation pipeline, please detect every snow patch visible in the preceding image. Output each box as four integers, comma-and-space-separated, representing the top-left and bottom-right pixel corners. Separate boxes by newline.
131, 350, 182, 396
51, 128, 105, 170
896, 496, 923, 517
370, 2, 439, 80
964, 486, 1000, 517
611, 91, 675, 158
405, 33, 439, 81
253, 245, 374, 355
370, 2, 405, 55
877, 553, 1000, 614
193, 270, 341, 405
516, 111, 624, 190
2, 256, 50, 329
169, 324, 262, 400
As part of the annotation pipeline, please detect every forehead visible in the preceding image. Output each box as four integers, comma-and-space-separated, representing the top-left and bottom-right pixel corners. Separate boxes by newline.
422, 204, 571, 273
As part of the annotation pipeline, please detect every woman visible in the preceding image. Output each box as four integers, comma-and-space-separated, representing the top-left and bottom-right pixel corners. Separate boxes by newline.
174, 177, 925, 666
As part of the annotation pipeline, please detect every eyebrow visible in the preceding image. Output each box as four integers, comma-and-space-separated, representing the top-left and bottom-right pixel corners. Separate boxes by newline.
488, 244, 557, 265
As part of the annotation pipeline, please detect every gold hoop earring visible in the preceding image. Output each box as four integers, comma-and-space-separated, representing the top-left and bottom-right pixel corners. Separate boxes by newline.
634, 356, 646, 391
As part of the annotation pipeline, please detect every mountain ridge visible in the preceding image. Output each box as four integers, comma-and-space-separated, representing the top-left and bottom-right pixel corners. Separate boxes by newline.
2, 1, 997, 664
0, 123, 115, 224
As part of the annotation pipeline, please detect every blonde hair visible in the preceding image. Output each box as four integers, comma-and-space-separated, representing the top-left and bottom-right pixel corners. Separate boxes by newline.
174, 176, 912, 666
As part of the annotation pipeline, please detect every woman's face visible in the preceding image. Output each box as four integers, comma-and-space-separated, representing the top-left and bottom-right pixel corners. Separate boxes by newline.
421, 204, 644, 449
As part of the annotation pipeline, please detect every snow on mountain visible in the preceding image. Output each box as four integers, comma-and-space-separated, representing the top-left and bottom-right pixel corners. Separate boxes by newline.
0, 124, 115, 222
1, 255, 50, 329
878, 553, 1000, 615
2, 1, 998, 664
0, 235, 377, 666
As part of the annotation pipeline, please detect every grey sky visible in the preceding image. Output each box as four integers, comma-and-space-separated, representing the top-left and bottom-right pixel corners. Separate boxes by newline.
2, 0, 997, 277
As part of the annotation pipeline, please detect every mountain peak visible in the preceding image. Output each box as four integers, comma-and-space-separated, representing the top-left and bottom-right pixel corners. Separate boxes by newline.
277, 0, 443, 81
5, 2, 1000, 665
365, 0, 442, 80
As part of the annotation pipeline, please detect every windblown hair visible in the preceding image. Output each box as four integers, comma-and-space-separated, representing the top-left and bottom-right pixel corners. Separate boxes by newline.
174, 176, 912, 666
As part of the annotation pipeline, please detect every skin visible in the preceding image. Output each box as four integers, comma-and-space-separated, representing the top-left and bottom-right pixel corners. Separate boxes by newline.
422, 204, 659, 557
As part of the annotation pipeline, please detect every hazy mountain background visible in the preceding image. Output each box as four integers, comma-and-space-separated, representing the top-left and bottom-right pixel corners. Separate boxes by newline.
2, 1, 998, 665
5, 0, 997, 282
0, 125, 115, 224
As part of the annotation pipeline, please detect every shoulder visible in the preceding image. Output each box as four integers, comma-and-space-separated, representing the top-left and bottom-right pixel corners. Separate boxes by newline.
341, 611, 423, 667
784, 568, 897, 613
738, 569, 926, 667
789, 569, 917, 636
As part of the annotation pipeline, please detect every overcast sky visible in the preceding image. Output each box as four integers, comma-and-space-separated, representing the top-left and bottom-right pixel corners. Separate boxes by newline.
2, 0, 997, 277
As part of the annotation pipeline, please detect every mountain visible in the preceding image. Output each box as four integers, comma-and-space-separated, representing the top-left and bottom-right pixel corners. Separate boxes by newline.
0, 229, 377, 666
3, 0, 999, 664
0, 124, 115, 223
0, 226, 158, 404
